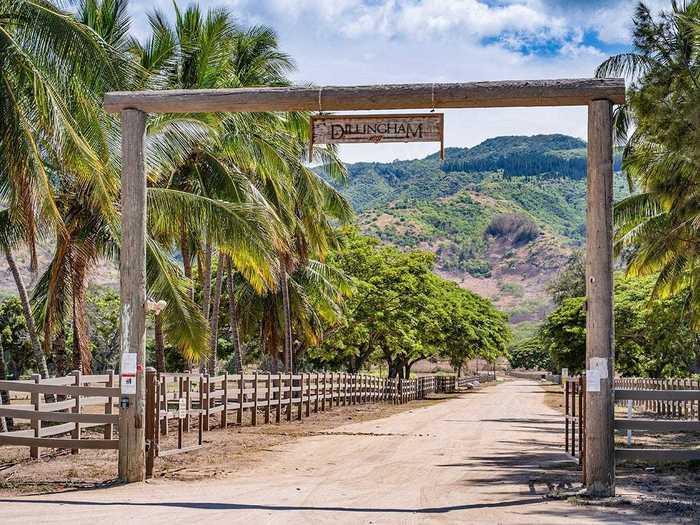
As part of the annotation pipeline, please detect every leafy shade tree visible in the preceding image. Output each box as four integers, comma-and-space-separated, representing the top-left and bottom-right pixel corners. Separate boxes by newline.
309, 230, 509, 377
439, 278, 511, 376
507, 336, 555, 372
596, 1, 700, 321
540, 274, 700, 376
546, 250, 585, 306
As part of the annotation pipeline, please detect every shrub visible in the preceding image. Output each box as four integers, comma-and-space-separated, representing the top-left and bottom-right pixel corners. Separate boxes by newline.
486, 213, 539, 245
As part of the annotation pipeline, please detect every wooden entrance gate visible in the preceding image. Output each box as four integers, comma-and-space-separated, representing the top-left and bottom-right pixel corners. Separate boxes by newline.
106, 78, 624, 495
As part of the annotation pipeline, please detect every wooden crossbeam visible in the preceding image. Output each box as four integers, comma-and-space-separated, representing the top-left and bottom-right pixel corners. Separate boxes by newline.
105, 78, 625, 114
614, 418, 700, 432
615, 389, 700, 401
616, 448, 700, 462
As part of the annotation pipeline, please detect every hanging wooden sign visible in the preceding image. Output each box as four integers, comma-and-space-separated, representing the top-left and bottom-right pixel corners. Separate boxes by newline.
309, 113, 444, 160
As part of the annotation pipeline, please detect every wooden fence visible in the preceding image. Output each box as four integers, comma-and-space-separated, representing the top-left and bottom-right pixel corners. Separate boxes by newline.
564, 376, 585, 470
614, 377, 700, 419
0, 371, 119, 459
563, 376, 700, 465
614, 378, 700, 463
1, 369, 482, 465
143, 371, 458, 475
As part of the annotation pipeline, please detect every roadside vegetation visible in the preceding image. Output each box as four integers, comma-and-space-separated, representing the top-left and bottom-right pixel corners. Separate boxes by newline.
509, 1, 700, 378
0, 0, 509, 381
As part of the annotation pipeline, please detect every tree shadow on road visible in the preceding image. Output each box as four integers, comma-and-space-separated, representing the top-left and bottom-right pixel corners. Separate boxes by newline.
0, 495, 559, 513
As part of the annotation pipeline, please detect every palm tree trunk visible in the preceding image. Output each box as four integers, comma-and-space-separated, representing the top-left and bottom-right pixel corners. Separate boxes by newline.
201, 242, 212, 319
0, 339, 11, 431
280, 260, 293, 373
208, 251, 224, 373
71, 256, 90, 374
226, 258, 243, 373
3, 246, 50, 379
198, 242, 212, 372
154, 313, 165, 373
180, 226, 193, 301
53, 326, 67, 376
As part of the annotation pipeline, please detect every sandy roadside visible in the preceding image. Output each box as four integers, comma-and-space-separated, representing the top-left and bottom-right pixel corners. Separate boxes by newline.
3, 378, 688, 524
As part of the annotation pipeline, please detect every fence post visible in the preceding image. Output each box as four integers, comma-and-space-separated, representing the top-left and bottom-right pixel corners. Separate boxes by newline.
104, 370, 115, 439
221, 372, 228, 429
565, 379, 570, 455
297, 373, 303, 420
287, 372, 293, 421
177, 376, 183, 449
30, 374, 41, 459
265, 372, 271, 424
315, 373, 319, 413
276, 374, 282, 423
238, 372, 244, 425
185, 375, 191, 433
305, 373, 311, 417
71, 370, 82, 454
253, 371, 259, 426
145, 368, 157, 479
160, 375, 168, 436
197, 378, 204, 445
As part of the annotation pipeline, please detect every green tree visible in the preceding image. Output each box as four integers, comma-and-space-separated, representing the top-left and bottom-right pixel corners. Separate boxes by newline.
309, 230, 509, 378
546, 251, 585, 305
596, 1, 700, 323
540, 274, 700, 376
0, 0, 130, 377
508, 337, 555, 372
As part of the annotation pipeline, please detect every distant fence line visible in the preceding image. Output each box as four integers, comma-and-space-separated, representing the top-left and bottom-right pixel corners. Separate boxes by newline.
0, 370, 495, 470
507, 370, 562, 384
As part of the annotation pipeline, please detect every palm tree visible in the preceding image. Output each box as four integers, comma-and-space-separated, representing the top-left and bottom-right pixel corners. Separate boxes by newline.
596, 1, 700, 322
0, 0, 132, 376
31, 0, 275, 372
132, 6, 300, 372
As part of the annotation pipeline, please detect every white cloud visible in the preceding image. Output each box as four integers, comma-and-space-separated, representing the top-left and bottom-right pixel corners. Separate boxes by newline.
126, 0, 639, 163
260, 0, 571, 44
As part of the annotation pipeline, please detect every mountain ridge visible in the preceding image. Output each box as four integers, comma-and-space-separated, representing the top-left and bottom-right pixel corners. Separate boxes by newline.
336, 133, 627, 338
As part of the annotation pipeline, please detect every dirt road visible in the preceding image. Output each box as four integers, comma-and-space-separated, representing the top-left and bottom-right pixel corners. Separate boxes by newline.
2, 379, 652, 524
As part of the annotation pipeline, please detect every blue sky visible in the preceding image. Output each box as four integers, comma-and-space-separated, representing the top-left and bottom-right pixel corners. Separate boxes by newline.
129, 0, 660, 163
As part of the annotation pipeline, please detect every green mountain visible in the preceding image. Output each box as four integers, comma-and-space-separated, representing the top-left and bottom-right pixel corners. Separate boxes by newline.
336, 134, 627, 332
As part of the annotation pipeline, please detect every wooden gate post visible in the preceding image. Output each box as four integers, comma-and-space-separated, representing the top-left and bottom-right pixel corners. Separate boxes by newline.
585, 98, 615, 497
145, 367, 157, 479
118, 108, 147, 483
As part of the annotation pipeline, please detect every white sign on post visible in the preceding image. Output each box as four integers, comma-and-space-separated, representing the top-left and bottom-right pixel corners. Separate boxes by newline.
561, 368, 569, 382
586, 369, 601, 392
120, 353, 137, 395
178, 398, 187, 419
589, 357, 608, 379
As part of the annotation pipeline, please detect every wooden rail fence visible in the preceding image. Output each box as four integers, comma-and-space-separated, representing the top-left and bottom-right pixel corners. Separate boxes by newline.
614, 378, 700, 463
563, 376, 700, 465
564, 375, 585, 470
144, 371, 467, 476
614, 377, 700, 419
0, 370, 483, 465
0, 371, 119, 458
